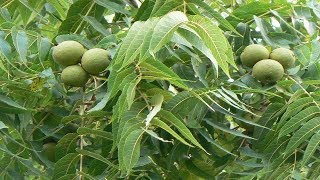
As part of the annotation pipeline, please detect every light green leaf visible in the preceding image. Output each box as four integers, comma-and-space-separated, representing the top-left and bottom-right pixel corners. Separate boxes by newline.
149, 11, 188, 54
115, 21, 144, 62
46, 0, 67, 20
115, 104, 146, 145
120, 19, 158, 69
285, 117, 320, 155
187, 15, 236, 77
176, 27, 218, 73
139, 19, 160, 61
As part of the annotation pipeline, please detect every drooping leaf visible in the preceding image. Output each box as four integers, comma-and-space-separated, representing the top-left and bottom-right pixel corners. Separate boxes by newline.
277, 97, 314, 127
176, 27, 218, 73
278, 106, 320, 138
158, 110, 207, 153
204, 119, 255, 140
198, 129, 236, 156
285, 117, 320, 155
82, 16, 111, 36
151, 118, 193, 147
253, 103, 284, 140
301, 132, 320, 166
187, 15, 236, 77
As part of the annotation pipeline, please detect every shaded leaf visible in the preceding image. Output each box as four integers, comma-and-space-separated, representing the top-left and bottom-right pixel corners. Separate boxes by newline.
53, 153, 80, 179
55, 133, 78, 159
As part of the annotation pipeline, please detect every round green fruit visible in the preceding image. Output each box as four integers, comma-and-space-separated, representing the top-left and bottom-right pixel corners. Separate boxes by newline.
252, 59, 284, 84
52, 41, 85, 66
270, 47, 295, 69
81, 48, 110, 75
43, 142, 56, 162
61, 65, 89, 87
240, 44, 269, 67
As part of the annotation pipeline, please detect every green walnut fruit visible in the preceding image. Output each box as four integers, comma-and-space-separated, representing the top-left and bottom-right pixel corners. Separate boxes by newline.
52, 41, 85, 66
81, 48, 110, 75
252, 59, 284, 84
270, 47, 295, 69
240, 44, 269, 67
43, 142, 56, 162
61, 65, 89, 87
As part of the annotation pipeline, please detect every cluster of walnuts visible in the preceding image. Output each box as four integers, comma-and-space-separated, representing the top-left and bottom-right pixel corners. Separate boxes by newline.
52, 41, 110, 87
240, 44, 295, 84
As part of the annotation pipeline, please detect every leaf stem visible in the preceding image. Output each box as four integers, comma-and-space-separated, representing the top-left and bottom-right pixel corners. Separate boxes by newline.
79, 86, 86, 180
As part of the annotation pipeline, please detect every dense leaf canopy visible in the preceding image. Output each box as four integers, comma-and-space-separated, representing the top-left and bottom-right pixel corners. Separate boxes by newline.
0, 0, 319, 179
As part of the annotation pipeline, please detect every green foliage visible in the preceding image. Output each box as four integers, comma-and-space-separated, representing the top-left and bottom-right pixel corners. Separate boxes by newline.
0, 0, 320, 179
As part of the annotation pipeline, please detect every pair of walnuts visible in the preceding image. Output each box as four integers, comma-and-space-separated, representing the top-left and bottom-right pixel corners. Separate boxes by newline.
52, 41, 110, 87
240, 44, 295, 84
